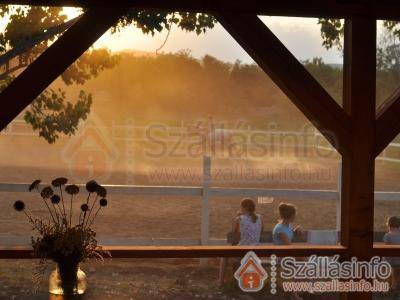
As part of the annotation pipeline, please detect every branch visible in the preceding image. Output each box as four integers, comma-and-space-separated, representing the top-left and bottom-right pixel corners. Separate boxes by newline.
0, 16, 80, 68
0, 6, 128, 131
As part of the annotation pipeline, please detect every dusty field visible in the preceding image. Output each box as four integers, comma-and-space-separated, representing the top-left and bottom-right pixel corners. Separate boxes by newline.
0, 147, 399, 298
0, 156, 399, 241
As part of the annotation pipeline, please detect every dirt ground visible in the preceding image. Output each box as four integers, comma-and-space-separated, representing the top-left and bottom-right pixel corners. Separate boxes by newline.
0, 258, 336, 300
0, 158, 398, 240
0, 150, 399, 299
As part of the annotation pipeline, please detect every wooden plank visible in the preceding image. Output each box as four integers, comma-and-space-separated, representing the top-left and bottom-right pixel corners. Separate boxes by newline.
375, 88, 400, 156
218, 13, 350, 155
0, 7, 127, 131
340, 17, 376, 300
0, 245, 348, 259
1, 0, 400, 20
373, 245, 400, 257
336, 163, 342, 231
201, 156, 211, 245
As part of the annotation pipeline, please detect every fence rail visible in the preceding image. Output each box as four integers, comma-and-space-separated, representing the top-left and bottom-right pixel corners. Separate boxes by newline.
1, 156, 400, 247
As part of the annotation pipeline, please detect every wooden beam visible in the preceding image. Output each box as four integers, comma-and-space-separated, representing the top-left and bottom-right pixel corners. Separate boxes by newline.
375, 88, 400, 156
0, 7, 127, 131
340, 17, 376, 300
218, 13, 350, 155
341, 13, 376, 264
1, 0, 400, 20
373, 245, 400, 257
0, 245, 348, 259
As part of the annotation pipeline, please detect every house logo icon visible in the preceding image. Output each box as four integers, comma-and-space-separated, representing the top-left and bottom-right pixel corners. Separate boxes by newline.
61, 115, 119, 182
234, 251, 268, 292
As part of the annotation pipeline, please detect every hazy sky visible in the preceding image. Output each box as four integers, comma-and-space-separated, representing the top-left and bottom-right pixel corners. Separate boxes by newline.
11, 7, 391, 65
92, 16, 344, 64
0, 7, 389, 65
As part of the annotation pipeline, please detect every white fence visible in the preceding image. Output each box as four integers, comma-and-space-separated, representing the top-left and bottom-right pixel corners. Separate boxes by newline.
4, 118, 400, 164
0, 156, 400, 246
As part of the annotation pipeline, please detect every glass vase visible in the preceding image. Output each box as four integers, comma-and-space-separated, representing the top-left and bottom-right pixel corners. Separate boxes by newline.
49, 264, 87, 295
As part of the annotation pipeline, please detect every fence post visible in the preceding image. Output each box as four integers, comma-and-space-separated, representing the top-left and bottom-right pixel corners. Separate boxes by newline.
336, 163, 342, 232
200, 155, 211, 266
201, 155, 211, 245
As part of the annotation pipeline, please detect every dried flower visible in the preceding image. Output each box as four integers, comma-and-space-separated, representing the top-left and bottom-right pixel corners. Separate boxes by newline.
99, 198, 108, 207
40, 186, 54, 199
50, 195, 60, 204
13, 200, 25, 211
96, 186, 107, 198
51, 177, 68, 187
85, 180, 99, 193
65, 184, 79, 195
14, 178, 110, 288
81, 204, 89, 212
29, 180, 41, 192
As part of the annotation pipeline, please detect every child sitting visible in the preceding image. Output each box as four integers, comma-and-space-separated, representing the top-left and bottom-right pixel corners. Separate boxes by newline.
218, 198, 263, 287
383, 216, 400, 290
273, 202, 302, 245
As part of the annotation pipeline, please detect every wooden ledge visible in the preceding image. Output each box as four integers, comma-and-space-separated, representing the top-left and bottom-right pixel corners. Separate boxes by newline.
0, 245, 347, 259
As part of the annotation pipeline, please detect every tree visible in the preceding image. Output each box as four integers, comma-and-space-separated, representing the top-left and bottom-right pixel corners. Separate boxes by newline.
0, 6, 216, 143
318, 19, 400, 106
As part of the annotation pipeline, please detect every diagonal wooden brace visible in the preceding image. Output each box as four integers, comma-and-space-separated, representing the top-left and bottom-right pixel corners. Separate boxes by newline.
0, 6, 127, 131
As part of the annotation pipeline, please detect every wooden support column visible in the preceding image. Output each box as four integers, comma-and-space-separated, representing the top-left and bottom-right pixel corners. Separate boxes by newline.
341, 16, 376, 299
0, 7, 127, 131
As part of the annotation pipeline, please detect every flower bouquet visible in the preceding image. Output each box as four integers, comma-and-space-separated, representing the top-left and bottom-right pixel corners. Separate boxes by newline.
13, 177, 110, 295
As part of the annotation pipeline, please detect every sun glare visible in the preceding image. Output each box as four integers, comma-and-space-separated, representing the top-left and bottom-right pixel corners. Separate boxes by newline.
62, 7, 82, 20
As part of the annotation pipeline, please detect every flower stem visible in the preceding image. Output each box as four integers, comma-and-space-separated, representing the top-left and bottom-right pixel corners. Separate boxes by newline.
59, 186, 66, 220
42, 198, 56, 224
81, 210, 87, 227
81, 192, 92, 226
69, 194, 73, 227
35, 187, 56, 224
85, 194, 98, 228
86, 206, 102, 229
51, 202, 60, 224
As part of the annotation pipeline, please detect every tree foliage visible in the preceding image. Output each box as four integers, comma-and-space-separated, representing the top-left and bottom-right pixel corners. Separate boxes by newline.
0, 5, 216, 143
318, 19, 400, 105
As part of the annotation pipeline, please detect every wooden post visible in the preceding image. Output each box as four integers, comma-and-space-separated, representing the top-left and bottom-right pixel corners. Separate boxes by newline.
201, 156, 211, 245
200, 155, 211, 265
341, 16, 376, 300
336, 163, 342, 233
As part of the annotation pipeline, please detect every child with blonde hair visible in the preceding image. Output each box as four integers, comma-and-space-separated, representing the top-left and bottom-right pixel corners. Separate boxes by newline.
218, 198, 263, 287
